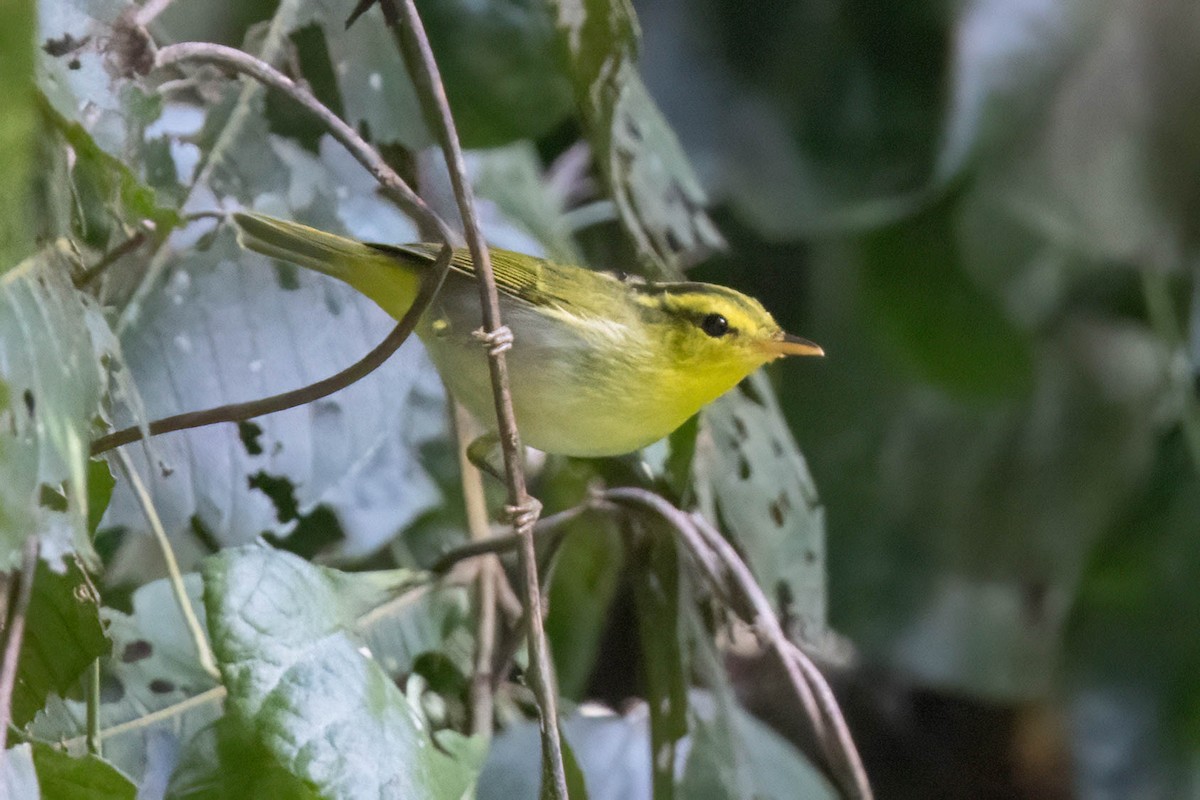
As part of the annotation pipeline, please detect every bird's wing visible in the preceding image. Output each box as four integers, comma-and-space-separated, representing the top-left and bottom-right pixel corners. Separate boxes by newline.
368, 242, 559, 307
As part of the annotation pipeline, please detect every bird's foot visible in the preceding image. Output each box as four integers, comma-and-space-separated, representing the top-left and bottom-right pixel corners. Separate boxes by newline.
502, 496, 543, 530
472, 325, 514, 356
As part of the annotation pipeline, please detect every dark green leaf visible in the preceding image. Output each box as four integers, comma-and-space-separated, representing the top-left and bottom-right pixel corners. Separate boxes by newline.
30, 743, 135, 800
545, 514, 623, 700
414, 0, 572, 148
0, 0, 36, 267
31, 575, 222, 780
12, 559, 109, 727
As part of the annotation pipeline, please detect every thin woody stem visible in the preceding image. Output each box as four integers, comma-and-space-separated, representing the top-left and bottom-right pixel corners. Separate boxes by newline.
390, 2, 567, 794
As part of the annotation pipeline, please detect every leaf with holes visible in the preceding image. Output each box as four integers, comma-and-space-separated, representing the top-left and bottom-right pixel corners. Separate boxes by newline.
547, 0, 723, 273
0, 245, 113, 568
101, 133, 444, 569
203, 545, 484, 798
697, 372, 826, 643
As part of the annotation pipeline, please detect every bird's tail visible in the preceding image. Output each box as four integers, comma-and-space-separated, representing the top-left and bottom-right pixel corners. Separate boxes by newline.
232, 212, 421, 320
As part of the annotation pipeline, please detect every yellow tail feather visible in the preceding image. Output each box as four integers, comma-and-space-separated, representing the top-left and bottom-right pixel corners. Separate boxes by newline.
232, 212, 421, 320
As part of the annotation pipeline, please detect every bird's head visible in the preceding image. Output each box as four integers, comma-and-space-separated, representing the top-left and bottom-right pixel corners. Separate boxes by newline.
630, 281, 823, 394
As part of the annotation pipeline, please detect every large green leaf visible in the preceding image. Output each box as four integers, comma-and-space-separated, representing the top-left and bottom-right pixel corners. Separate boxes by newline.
547, 0, 722, 273
0, 246, 112, 568
202, 545, 484, 798
101, 135, 444, 567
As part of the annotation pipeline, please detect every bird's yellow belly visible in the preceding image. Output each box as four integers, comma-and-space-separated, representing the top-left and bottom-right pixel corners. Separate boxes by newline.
417, 301, 701, 457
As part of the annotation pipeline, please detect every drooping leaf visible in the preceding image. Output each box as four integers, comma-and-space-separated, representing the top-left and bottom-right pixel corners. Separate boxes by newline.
545, 513, 623, 700
12, 558, 109, 727
202, 545, 484, 798
547, 0, 722, 273
30, 743, 136, 800
698, 372, 826, 643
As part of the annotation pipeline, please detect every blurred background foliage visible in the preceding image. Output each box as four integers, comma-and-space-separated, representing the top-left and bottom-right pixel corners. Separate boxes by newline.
4, 0, 1200, 796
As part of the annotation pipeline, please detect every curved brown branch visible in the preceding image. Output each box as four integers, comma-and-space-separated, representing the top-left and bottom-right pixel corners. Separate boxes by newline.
154, 42, 456, 245
91, 243, 450, 455
91, 41, 458, 455
604, 486, 873, 800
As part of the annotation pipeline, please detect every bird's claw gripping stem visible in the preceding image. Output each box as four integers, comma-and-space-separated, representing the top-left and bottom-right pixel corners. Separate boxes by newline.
503, 496, 543, 531
473, 325, 514, 356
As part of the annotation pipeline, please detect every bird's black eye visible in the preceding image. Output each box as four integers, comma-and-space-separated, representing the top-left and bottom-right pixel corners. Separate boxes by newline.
700, 313, 729, 337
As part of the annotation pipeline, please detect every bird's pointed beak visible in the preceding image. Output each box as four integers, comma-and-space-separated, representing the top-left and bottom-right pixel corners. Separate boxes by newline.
761, 331, 825, 358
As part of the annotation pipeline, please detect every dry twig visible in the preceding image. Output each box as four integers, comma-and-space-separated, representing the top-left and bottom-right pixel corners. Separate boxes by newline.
387, 2, 568, 794
0, 538, 40, 755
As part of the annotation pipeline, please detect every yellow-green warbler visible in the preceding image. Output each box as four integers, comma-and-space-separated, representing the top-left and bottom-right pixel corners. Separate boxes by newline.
233, 212, 822, 458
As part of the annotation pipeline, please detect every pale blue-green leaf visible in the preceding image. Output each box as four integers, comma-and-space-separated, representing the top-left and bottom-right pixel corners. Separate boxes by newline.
203, 546, 484, 799
101, 135, 442, 567
2, 744, 41, 799
471, 143, 581, 264
479, 694, 833, 800
0, 247, 111, 568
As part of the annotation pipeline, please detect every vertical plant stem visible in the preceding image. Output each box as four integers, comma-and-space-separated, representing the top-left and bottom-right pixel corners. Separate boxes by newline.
86, 658, 102, 756
115, 449, 219, 679
454, 402, 499, 738
0, 537, 39, 754
391, 2, 567, 795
